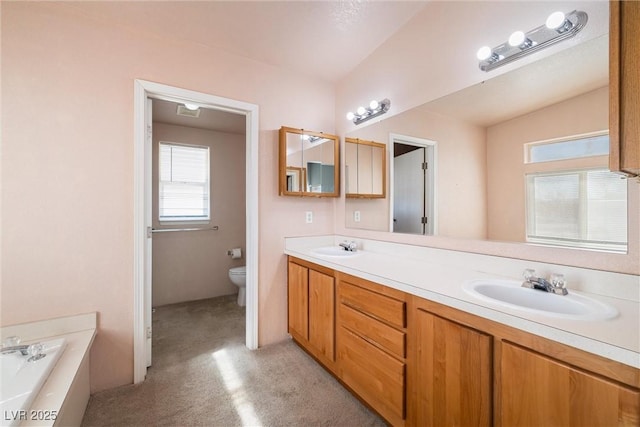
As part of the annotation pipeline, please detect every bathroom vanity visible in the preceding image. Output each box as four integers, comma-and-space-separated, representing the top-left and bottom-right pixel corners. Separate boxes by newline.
285, 236, 640, 426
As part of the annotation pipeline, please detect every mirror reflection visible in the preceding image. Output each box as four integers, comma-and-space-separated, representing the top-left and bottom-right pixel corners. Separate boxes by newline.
345, 34, 628, 253
345, 138, 386, 199
280, 126, 339, 197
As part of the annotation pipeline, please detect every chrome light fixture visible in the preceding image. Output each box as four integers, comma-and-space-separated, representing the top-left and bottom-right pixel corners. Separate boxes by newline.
477, 10, 588, 72
346, 99, 391, 125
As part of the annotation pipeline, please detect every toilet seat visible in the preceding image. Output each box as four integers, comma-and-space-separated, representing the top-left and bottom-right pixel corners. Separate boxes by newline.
229, 266, 246, 275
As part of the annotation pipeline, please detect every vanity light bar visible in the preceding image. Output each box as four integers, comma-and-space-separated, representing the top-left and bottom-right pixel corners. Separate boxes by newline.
302, 134, 326, 144
477, 10, 588, 72
346, 98, 391, 125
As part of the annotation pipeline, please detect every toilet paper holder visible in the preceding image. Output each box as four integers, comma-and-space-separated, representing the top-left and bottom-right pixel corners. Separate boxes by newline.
228, 248, 242, 259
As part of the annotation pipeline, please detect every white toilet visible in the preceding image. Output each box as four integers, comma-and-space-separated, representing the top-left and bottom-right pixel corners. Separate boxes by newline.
228, 266, 246, 307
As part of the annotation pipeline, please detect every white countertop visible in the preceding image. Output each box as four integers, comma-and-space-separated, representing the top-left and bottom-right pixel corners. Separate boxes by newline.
285, 235, 640, 369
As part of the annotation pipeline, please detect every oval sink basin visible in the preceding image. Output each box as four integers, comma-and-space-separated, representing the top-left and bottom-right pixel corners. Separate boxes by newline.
311, 246, 360, 258
463, 279, 618, 320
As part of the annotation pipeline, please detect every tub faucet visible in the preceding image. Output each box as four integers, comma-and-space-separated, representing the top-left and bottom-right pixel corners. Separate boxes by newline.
339, 240, 358, 252
522, 269, 568, 295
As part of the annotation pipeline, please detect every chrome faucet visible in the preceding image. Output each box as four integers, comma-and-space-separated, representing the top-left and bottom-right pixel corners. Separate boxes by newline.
522, 269, 568, 295
339, 240, 358, 252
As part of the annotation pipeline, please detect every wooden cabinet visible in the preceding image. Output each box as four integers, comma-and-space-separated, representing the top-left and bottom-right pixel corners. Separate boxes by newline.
412, 308, 492, 427
501, 342, 640, 426
287, 258, 335, 367
336, 274, 408, 426
610, 0, 640, 177
287, 257, 640, 427
409, 296, 640, 427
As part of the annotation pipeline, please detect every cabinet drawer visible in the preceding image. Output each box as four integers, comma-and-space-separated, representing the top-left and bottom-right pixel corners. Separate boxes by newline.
338, 326, 405, 422
340, 281, 406, 328
339, 303, 406, 359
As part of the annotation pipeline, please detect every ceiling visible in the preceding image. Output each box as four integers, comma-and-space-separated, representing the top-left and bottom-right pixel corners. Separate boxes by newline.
64, 1, 428, 83
152, 99, 246, 134
75, 1, 426, 133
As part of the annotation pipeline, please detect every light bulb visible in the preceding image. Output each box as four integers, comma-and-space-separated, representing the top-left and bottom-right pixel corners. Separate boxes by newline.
508, 31, 525, 47
184, 103, 199, 111
476, 46, 492, 61
546, 11, 566, 30
369, 100, 379, 110
356, 106, 366, 116
346, 111, 355, 121
302, 134, 310, 141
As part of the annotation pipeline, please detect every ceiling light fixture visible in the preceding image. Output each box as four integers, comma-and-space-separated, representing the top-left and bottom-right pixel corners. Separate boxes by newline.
346, 98, 391, 125
477, 10, 587, 72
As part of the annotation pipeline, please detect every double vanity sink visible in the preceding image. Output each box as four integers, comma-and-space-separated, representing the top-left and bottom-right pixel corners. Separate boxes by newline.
311, 245, 619, 322
286, 237, 640, 425
293, 238, 638, 371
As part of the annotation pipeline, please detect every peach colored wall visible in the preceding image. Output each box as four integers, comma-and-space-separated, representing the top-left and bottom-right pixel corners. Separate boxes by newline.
487, 87, 610, 242
336, 1, 609, 137
335, 0, 639, 275
1, 2, 335, 392
151, 123, 245, 307
345, 107, 487, 240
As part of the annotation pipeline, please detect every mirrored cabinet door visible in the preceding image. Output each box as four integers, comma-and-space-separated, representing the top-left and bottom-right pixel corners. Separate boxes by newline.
345, 137, 386, 198
279, 126, 340, 197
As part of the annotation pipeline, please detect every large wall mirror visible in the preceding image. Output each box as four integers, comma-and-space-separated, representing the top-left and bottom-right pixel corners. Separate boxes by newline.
280, 126, 339, 197
345, 17, 630, 254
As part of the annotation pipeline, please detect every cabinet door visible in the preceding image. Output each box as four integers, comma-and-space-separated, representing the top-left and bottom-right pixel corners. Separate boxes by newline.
414, 309, 492, 427
501, 342, 640, 426
309, 269, 335, 361
287, 261, 308, 340
610, 0, 640, 176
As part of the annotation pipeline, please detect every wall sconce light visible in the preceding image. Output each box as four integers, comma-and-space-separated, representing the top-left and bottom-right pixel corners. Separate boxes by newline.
477, 10, 588, 72
346, 99, 391, 125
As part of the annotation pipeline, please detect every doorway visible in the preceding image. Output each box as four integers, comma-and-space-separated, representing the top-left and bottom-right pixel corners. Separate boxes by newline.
389, 134, 437, 235
133, 80, 259, 383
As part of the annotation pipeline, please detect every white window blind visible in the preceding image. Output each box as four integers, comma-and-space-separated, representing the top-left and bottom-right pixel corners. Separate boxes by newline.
159, 143, 210, 221
526, 169, 627, 252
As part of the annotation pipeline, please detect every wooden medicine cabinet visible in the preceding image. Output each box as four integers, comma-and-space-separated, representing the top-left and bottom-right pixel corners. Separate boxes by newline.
610, 0, 640, 177
279, 126, 340, 197
345, 137, 386, 198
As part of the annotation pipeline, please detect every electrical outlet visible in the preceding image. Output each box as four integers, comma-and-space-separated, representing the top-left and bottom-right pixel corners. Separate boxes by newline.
354, 211, 361, 222
305, 211, 313, 223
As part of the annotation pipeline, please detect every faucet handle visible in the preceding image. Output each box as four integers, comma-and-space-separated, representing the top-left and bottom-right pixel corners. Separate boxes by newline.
2, 336, 20, 348
523, 269, 536, 281
550, 273, 568, 295
550, 273, 566, 288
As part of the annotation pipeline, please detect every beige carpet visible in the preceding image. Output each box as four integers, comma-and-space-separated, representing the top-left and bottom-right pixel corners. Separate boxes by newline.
82, 295, 386, 426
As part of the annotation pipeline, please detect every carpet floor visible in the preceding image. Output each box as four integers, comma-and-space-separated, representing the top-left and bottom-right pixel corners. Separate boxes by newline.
82, 295, 386, 427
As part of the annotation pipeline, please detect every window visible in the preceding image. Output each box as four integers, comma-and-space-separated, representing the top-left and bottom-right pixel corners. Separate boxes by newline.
525, 133, 609, 163
159, 142, 210, 221
526, 169, 627, 252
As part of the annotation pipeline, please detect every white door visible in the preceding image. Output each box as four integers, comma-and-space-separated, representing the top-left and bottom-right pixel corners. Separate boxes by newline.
393, 148, 425, 234
144, 97, 153, 367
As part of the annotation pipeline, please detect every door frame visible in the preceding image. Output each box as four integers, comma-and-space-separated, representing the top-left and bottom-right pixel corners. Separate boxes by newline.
389, 133, 438, 235
133, 80, 259, 383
